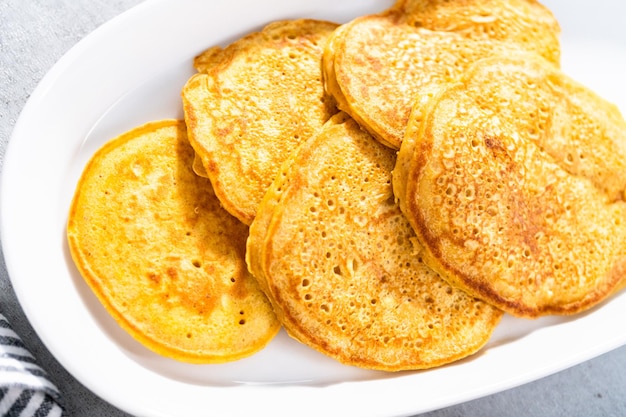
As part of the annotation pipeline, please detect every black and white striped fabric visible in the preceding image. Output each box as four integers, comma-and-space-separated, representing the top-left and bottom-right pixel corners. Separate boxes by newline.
0, 313, 63, 417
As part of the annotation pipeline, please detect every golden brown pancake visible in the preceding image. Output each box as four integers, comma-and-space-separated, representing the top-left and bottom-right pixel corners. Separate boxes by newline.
393, 0, 560, 65
323, 0, 561, 149
67, 120, 280, 363
182, 19, 338, 225
394, 52, 626, 318
247, 112, 502, 371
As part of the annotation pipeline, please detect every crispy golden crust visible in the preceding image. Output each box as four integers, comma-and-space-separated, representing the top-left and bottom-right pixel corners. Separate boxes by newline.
182, 19, 339, 225
248, 113, 502, 371
67, 120, 279, 363
323, 0, 561, 149
395, 53, 626, 318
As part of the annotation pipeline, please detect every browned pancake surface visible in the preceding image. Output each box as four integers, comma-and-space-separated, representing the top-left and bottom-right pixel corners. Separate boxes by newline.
67, 120, 279, 363
324, 0, 561, 149
394, 0, 560, 64
395, 54, 626, 317
183, 19, 338, 225
248, 113, 502, 371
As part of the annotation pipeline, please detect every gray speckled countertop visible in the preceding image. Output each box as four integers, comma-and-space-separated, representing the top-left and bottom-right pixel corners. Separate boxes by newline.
1, 1, 626, 416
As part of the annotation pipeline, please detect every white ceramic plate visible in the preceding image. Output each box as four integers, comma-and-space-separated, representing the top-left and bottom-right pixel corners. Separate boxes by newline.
3, 1, 626, 416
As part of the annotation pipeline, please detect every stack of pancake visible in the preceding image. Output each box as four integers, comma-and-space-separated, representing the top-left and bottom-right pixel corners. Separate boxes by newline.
68, 0, 626, 370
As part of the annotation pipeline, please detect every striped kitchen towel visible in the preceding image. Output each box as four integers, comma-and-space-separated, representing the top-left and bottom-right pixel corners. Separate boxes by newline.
0, 313, 63, 417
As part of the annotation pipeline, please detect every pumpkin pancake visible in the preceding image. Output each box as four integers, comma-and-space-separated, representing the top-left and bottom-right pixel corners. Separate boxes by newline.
182, 19, 338, 225
323, 0, 560, 149
393, 0, 560, 65
394, 52, 626, 318
67, 120, 280, 363
247, 113, 502, 371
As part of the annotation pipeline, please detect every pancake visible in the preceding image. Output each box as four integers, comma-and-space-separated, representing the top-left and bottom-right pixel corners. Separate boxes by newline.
247, 112, 502, 371
394, 52, 626, 318
67, 120, 280, 363
182, 19, 339, 225
394, 0, 560, 65
323, 0, 560, 149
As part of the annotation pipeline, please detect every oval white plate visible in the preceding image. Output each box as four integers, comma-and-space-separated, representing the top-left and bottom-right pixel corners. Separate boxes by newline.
2, 0, 626, 416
